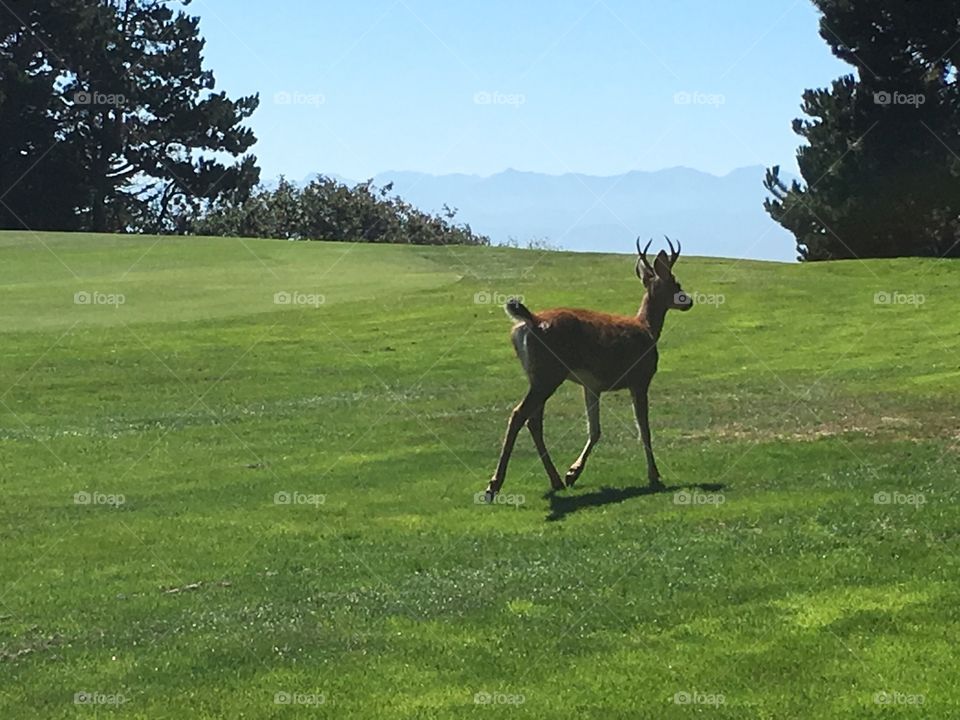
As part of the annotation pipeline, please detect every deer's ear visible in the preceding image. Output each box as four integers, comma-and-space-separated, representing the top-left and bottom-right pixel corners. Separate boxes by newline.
654, 250, 671, 277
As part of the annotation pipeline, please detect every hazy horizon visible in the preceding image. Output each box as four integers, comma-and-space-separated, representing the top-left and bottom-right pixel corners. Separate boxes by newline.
270, 164, 799, 261
288, 162, 791, 184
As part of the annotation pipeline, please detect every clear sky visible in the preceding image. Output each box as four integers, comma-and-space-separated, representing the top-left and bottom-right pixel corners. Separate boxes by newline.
194, 0, 851, 181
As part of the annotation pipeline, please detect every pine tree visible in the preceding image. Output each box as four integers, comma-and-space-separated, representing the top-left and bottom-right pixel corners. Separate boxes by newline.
0, 0, 260, 232
765, 0, 960, 261
0, 1, 87, 229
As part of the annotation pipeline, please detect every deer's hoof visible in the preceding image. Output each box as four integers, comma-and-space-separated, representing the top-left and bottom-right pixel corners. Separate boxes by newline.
564, 467, 582, 487
649, 478, 665, 491
483, 489, 496, 503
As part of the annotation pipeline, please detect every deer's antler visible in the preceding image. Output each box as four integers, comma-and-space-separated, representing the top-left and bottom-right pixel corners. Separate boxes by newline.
665, 236, 681, 267
635, 237, 654, 279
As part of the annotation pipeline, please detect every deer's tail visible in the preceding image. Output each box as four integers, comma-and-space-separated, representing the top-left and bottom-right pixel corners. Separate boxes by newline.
504, 298, 536, 326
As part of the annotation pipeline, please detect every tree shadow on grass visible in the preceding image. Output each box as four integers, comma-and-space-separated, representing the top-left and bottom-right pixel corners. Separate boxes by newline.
543, 482, 726, 522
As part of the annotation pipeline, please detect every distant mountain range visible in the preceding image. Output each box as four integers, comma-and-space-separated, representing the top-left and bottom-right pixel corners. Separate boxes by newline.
283, 166, 801, 262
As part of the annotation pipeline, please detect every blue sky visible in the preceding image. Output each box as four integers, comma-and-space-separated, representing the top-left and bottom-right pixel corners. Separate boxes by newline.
195, 0, 851, 181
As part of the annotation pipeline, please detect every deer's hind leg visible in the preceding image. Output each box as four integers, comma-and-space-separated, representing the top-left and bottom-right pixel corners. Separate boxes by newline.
565, 386, 601, 487
486, 328, 566, 501
527, 404, 564, 491
485, 375, 564, 501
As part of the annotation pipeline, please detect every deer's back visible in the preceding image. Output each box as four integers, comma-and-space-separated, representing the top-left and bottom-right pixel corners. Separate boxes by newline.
512, 307, 657, 391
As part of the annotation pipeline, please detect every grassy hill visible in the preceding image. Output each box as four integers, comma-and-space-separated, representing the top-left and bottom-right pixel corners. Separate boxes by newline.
1, 231, 958, 718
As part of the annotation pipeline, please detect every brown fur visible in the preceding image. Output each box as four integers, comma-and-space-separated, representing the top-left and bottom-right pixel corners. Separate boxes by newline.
512, 307, 658, 391
485, 240, 692, 500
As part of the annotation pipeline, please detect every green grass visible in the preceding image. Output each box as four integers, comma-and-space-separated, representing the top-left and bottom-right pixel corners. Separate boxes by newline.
1, 231, 958, 718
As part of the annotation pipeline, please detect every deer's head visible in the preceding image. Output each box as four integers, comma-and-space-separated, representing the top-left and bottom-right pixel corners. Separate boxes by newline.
636, 236, 693, 313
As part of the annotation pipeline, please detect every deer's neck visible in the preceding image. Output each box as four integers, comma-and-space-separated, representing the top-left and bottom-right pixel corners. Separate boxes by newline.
638, 294, 667, 341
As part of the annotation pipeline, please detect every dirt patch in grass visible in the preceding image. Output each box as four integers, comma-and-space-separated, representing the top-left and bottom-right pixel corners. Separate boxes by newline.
682, 412, 957, 444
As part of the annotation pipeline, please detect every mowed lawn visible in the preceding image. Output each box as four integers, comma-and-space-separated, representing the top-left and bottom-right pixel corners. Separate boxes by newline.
1, 231, 959, 719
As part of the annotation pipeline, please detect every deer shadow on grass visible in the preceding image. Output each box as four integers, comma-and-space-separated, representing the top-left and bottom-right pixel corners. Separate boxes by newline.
543, 482, 726, 522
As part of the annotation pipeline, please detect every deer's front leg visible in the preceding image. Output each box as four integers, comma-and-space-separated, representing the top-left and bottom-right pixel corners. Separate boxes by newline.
632, 386, 664, 489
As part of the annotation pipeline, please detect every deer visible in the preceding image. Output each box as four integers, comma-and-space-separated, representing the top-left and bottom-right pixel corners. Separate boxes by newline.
484, 237, 692, 502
